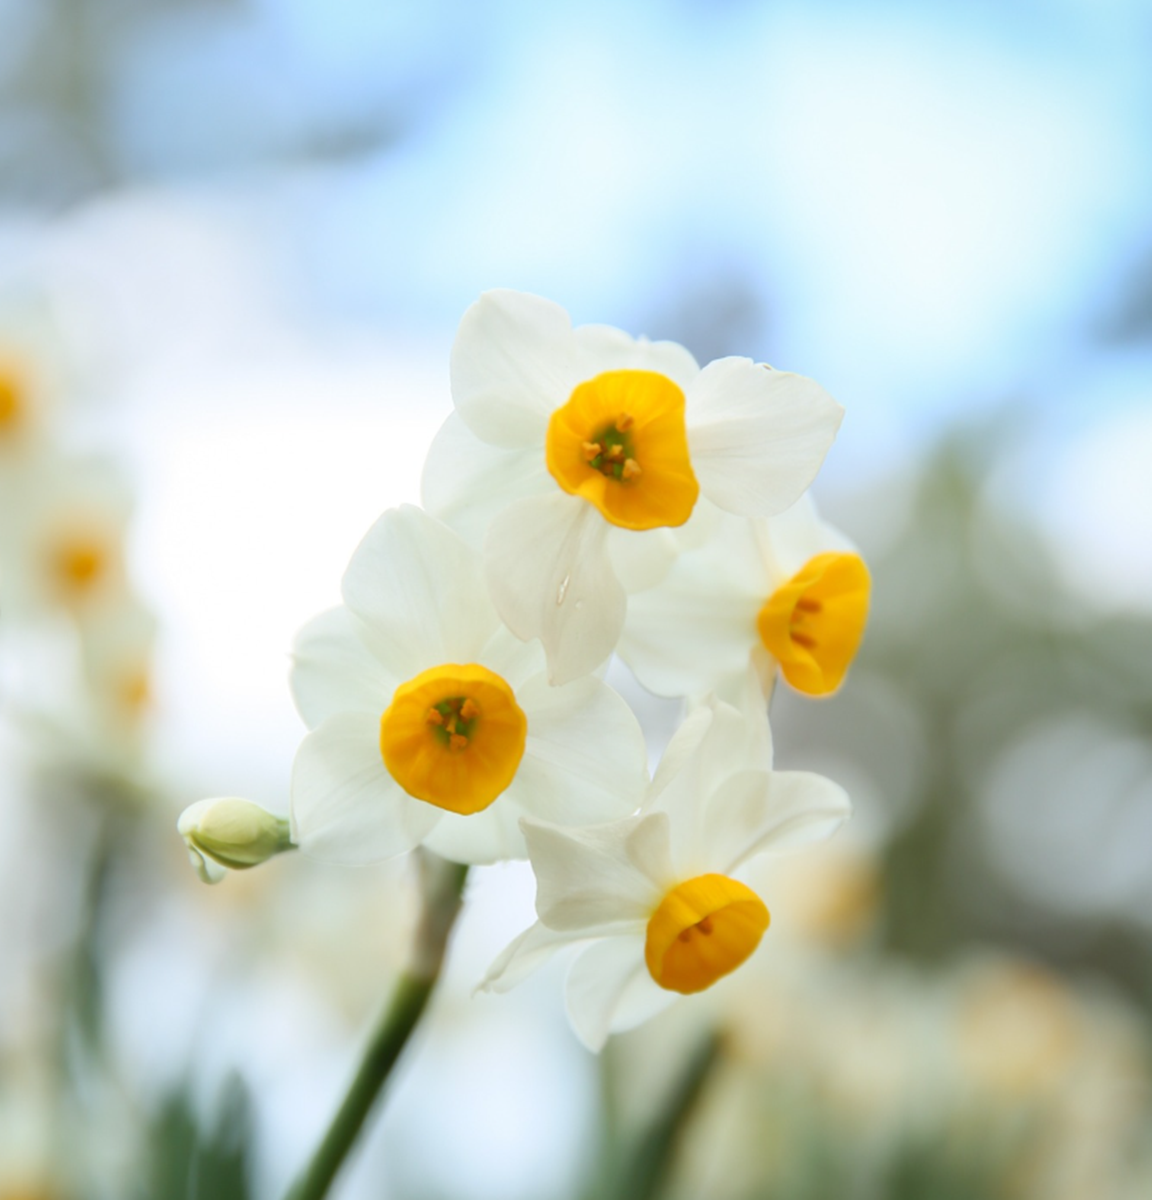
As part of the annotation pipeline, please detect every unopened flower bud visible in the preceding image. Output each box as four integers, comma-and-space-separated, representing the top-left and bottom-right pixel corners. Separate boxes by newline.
178, 797, 293, 884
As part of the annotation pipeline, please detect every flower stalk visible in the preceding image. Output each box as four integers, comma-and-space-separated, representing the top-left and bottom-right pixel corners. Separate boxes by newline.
285, 851, 469, 1200
609, 1030, 722, 1200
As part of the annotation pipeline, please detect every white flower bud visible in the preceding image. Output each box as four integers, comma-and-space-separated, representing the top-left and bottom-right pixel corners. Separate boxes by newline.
178, 797, 292, 884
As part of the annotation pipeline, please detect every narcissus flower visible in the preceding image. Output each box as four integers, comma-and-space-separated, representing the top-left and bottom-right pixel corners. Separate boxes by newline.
479, 692, 851, 1050
619, 496, 870, 702
0, 454, 132, 624
289, 506, 648, 865
423, 290, 843, 684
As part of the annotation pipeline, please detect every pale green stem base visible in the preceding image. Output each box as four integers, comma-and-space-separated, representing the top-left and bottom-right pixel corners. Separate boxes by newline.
604, 1030, 722, 1200
285, 852, 469, 1200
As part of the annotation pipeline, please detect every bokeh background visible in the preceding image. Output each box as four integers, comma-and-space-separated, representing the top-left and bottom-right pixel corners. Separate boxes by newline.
2, 1, 1152, 1197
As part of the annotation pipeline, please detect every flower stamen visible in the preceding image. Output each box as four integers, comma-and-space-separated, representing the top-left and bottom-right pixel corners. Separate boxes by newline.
545, 370, 699, 531
380, 663, 527, 814
756, 552, 871, 695
646, 874, 769, 994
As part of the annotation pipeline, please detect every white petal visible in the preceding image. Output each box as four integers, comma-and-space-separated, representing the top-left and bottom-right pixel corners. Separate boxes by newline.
509, 672, 648, 826
422, 798, 529, 865
342, 505, 498, 679
693, 767, 776, 876
647, 703, 714, 808
289, 607, 397, 729
523, 816, 665, 932
605, 525, 679, 594
565, 936, 671, 1052
618, 514, 769, 700
727, 770, 852, 872
421, 412, 551, 549
572, 324, 700, 390
697, 693, 774, 791
687, 359, 843, 516
649, 697, 775, 876
483, 493, 625, 686
290, 712, 440, 864
450, 290, 580, 447
475, 624, 548, 691
478, 920, 591, 994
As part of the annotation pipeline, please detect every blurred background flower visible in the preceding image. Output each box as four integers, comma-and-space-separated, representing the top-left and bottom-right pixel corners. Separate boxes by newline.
1, 1, 1151, 1198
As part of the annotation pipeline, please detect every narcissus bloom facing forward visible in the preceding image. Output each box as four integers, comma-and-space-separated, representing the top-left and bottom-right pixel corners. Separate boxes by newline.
0, 454, 132, 625
479, 692, 851, 1050
423, 290, 844, 684
289, 506, 648, 865
619, 496, 870, 703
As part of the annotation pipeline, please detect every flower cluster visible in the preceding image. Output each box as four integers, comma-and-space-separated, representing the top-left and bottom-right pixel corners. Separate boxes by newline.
0, 291, 155, 779
183, 289, 870, 1050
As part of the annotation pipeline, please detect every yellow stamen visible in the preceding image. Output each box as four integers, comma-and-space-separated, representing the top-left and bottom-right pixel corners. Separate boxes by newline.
756, 552, 870, 696
380, 663, 527, 815
545, 370, 699, 531
646, 874, 769, 994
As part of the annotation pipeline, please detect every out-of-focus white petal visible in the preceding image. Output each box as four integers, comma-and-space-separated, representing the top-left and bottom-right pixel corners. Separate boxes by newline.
290, 712, 439, 863
483, 493, 625, 686
478, 921, 591, 994
290, 607, 397, 729
755, 492, 857, 581
686, 359, 843, 516
618, 514, 769, 699
421, 412, 551, 549
605, 525, 679, 594
422, 797, 528, 865
509, 672, 648, 826
523, 816, 664, 932
572, 324, 700, 390
341, 505, 498, 680
565, 936, 670, 1052
726, 770, 852, 872
450, 290, 579, 447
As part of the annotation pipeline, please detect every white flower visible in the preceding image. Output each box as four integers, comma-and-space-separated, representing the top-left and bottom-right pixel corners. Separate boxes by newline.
0, 294, 67, 472
619, 495, 871, 702
423, 290, 844, 684
289, 505, 649, 866
479, 689, 851, 1050
0, 453, 133, 625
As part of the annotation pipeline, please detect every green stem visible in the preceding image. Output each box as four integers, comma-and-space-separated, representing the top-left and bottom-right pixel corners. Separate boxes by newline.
285, 852, 469, 1200
605, 1030, 723, 1200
